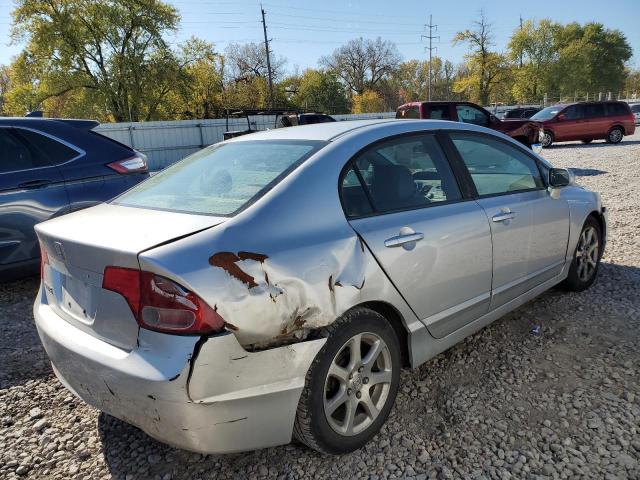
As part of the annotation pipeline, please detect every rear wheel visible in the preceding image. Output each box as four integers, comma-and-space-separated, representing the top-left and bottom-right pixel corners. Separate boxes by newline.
606, 127, 623, 144
559, 217, 602, 292
581, 139, 593, 144
542, 131, 554, 148
293, 307, 401, 454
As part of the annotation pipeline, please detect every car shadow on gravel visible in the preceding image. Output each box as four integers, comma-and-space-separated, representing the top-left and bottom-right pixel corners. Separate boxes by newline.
545, 139, 640, 149
568, 168, 608, 177
0, 276, 52, 390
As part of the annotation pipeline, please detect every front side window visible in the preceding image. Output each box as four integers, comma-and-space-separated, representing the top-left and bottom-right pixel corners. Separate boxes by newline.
450, 132, 544, 196
562, 105, 583, 120
341, 134, 461, 216
115, 140, 324, 216
429, 106, 451, 120
456, 104, 488, 126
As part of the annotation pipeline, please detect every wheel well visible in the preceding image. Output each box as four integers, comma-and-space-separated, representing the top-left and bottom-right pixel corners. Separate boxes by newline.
359, 301, 411, 368
609, 124, 625, 135
588, 211, 606, 239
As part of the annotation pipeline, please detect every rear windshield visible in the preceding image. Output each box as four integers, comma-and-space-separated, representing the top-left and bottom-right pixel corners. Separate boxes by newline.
113, 140, 324, 216
531, 106, 562, 121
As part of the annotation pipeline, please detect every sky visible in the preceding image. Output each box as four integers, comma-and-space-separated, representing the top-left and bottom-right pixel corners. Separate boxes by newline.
1, 0, 639, 71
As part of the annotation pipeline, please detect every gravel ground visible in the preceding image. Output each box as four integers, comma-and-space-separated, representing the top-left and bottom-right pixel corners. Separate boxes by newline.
1, 132, 639, 480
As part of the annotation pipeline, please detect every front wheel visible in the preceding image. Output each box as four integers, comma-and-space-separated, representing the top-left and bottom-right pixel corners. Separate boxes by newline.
293, 307, 401, 454
559, 217, 602, 292
542, 131, 554, 148
607, 127, 623, 144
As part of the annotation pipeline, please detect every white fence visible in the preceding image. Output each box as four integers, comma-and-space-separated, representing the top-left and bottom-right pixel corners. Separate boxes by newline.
95, 112, 396, 170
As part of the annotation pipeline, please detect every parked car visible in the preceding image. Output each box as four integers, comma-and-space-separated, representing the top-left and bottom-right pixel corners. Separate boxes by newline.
396, 101, 543, 152
503, 107, 541, 119
0, 118, 149, 280
34, 119, 606, 455
531, 101, 636, 147
630, 103, 640, 124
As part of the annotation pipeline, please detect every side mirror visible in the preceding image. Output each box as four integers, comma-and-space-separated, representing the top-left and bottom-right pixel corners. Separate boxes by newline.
549, 168, 572, 188
489, 114, 498, 123
557, 113, 566, 121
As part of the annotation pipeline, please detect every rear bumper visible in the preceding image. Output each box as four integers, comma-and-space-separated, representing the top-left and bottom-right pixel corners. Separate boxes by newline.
34, 287, 325, 453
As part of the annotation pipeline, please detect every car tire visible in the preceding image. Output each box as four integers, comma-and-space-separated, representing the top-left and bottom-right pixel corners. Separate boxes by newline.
293, 307, 401, 454
581, 139, 593, 144
606, 127, 623, 144
559, 216, 602, 292
542, 131, 554, 148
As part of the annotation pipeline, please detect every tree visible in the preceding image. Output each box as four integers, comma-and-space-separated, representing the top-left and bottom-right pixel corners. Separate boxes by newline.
10, 0, 210, 121
320, 37, 401, 95
289, 69, 349, 114
453, 10, 509, 105
508, 19, 559, 102
351, 89, 384, 113
0, 65, 12, 115
224, 42, 286, 83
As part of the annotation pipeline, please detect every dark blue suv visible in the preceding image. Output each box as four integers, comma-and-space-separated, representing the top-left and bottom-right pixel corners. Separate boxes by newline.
0, 118, 149, 280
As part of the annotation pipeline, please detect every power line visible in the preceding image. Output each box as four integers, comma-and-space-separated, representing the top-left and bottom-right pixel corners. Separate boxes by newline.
422, 14, 439, 101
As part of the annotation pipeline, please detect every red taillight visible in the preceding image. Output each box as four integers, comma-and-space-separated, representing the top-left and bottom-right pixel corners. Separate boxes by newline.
102, 267, 224, 335
107, 153, 148, 174
40, 243, 49, 279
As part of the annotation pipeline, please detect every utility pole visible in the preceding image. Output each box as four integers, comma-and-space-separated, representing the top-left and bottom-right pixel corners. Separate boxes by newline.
261, 5, 274, 108
422, 15, 439, 101
519, 15, 523, 68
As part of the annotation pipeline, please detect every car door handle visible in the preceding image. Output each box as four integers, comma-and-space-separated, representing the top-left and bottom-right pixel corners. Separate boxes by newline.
492, 211, 516, 222
384, 232, 424, 248
18, 179, 52, 189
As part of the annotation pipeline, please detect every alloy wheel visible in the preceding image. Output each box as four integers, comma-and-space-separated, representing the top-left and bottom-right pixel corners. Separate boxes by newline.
323, 332, 392, 436
576, 226, 599, 282
542, 132, 553, 147
609, 129, 622, 143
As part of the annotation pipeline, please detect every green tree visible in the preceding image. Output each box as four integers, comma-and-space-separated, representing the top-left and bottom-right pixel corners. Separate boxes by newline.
453, 11, 510, 105
0, 65, 11, 115
508, 19, 559, 102
10, 0, 209, 121
351, 89, 384, 113
289, 69, 349, 114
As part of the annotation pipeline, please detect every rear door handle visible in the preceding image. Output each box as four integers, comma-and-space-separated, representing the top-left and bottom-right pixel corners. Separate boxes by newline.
384, 232, 424, 248
492, 210, 516, 222
18, 179, 52, 189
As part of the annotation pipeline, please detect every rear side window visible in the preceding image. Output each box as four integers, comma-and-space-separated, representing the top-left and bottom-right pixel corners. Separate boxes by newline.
12, 129, 79, 166
396, 107, 420, 119
583, 104, 605, 118
606, 103, 629, 116
114, 140, 324, 216
341, 134, 461, 216
429, 106, 451, 120
450, 132, 544, 196
0, 128, 74, 173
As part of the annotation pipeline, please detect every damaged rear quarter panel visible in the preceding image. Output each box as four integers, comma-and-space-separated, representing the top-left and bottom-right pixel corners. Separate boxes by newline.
138, 127, 422, 348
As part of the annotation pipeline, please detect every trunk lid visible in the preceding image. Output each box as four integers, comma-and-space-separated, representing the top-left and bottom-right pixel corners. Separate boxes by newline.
36, 203, 225, 350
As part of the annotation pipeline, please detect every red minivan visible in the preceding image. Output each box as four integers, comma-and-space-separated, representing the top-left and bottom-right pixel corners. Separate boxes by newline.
531, 101, 635, 147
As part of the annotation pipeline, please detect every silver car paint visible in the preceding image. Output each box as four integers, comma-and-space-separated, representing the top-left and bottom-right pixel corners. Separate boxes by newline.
33, 119, 605, 454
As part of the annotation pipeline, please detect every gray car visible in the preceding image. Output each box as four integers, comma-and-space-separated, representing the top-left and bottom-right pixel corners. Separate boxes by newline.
33, 120, 606, 455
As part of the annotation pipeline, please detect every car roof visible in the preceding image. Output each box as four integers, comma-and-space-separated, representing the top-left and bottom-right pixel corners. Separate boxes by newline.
227, 119, 496, 143
228, 119, 401, 141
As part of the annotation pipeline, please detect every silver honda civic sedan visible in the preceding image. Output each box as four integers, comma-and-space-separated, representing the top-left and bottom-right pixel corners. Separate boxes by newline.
34, 119, 606, 455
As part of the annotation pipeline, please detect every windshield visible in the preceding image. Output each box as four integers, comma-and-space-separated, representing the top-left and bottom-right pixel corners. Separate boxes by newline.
114, 140, 324, 216
531, 106, 563, 121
